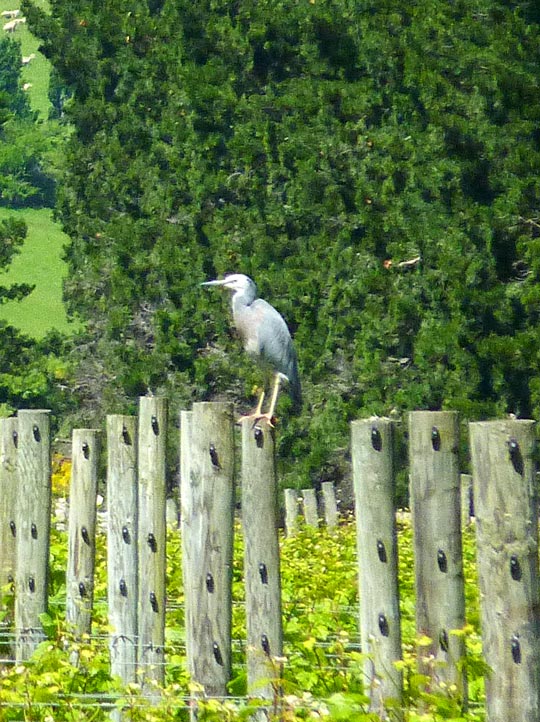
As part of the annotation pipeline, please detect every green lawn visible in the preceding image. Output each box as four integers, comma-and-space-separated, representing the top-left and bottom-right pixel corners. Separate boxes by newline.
0, 207, 75, 337
0, 2, 76, 339
1, 0, 51, 118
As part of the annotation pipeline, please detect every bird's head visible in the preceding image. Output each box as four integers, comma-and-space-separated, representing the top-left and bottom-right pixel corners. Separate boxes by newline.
201, 273, 256, 297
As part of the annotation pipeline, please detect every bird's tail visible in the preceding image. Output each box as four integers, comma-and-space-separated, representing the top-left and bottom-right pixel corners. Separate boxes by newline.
287, 356, 302, 413
290, 376, 302, 413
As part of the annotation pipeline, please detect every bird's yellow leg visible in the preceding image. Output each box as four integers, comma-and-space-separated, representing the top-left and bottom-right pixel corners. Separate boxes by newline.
258, 373, 282, 426
254, 389, 265, 415
237, 380, 283, 428
236, 389, 266, 425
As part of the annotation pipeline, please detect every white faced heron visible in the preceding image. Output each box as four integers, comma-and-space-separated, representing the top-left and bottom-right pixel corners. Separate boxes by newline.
201, 273, 301, 425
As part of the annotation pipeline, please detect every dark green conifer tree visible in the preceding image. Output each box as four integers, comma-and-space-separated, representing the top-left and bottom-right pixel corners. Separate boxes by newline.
22, 0, 540, 487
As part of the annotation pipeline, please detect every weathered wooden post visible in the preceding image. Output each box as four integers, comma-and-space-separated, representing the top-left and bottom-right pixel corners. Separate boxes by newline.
66, 429, 101, 653
470, 419, 540, 722
15, 410, 51, 662
107, 415, 138, 685
180, 403, 235, 701
409, 411, 467, 703
137, 396, 168, 688
351, 418, 403, 713
241, 421, 283, 713
321, 481, 338, 528
0, 418, 18, 590
284, 488, 300, 537
301, 488, 318, 527
0, 417, 17, 658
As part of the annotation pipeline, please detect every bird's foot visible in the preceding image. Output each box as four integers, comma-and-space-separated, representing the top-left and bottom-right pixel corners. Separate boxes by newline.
236, 412, 277, 428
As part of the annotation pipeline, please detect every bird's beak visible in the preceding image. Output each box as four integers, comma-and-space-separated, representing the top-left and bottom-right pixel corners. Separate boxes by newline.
201, 279, 227, 287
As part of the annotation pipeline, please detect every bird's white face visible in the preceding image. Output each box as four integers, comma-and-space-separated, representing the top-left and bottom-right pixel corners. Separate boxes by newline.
220, 274, 252, 292
201, 273, 254, 294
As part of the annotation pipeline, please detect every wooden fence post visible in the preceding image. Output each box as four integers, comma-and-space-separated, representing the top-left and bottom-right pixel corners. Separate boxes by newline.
0, 418, 18, 588
408, 411, 467, 703
66, 429, 101, 654
0, 417, 18, 658
241, 421, 283, 709
15, 409, 51, 662
301, 489, 318, 527
106, 415, 138, 685
321, 481, 338, 528
284, 489, 300, 537
470, 420, 540, 722
180, 403, 235, 699
137, 396, 168, 689
351, 418, 403, 713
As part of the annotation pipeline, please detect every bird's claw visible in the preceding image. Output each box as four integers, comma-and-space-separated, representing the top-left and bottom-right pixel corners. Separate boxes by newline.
236, 413, 277, 428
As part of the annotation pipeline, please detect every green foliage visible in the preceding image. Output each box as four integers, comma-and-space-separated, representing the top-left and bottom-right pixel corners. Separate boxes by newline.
0, 518, 487, 721
0, 36, 33, 120
0, 32, 59, 208
20, 0, 540, 486
0, 118, 53, 206
0, 215, 75, 413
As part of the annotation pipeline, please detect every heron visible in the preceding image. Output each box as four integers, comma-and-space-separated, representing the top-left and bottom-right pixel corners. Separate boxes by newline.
201, 273, 301, 425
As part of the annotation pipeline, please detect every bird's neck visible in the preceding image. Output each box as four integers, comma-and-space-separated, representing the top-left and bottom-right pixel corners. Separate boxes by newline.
232, 286, 256, 310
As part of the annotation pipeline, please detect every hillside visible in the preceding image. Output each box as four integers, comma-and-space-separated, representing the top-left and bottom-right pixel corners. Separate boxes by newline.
0, 207, 72, 336
0, 0, 71, 338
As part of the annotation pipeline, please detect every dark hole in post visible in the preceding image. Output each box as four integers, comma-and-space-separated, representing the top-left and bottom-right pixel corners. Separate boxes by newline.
261, 634, 271, 656
147, 533, 157, 552
119, 579, 128, 597
371, 426, 382, 451
151, 415, 159, 435
510, 555, 522, 581
122, 426, 132, 445
508, 437, 524, 475
82, 442, 90, 459
209, 444, 220, 468
12, 430, 17, 448
259, 563, 268, 584
32, 425, 41, 442
377, 539, 387, 563
431, 426, 441, 451
511, 635, 521, 664
378, 614, 389, 637
254, 426, 264, 448
31, 523, 37, 540
213, 642, 224, 666
206, 573, 214, 593
437, 549, 448, 573
439, 629, 449, 652
28, 576, 35, 593
81, 527, 90, 545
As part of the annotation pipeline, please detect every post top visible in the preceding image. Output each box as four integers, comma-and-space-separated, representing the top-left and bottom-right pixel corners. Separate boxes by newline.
17, 409, 51, 415
469, 418, 536, 427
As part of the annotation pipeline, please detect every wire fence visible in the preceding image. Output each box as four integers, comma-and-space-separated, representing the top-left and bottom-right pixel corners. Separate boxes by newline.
4, 407, 536, 721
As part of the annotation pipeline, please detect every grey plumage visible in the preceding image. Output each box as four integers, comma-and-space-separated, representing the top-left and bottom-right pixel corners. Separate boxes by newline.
201, 273, 301, 420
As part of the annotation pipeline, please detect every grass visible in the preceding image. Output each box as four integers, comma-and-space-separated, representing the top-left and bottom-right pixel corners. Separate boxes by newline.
1, 0, 51, 118
0, 1, 75, 338
0, 207, 75, 337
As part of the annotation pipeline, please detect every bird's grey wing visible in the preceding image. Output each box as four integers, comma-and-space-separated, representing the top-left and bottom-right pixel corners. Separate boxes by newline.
252, 299, 297, 377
